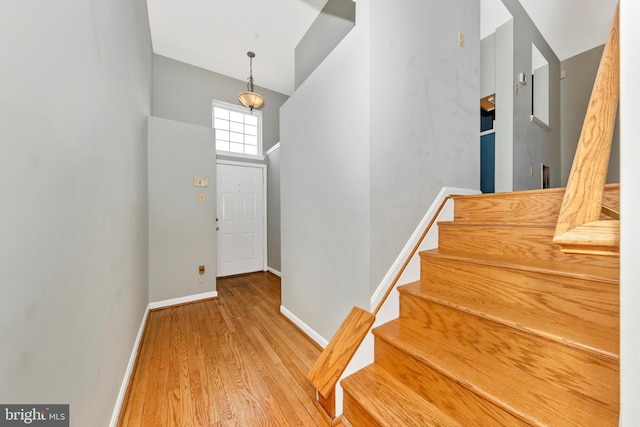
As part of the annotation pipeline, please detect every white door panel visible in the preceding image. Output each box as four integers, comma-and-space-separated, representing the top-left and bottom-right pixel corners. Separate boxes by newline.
217, 163, 264, 277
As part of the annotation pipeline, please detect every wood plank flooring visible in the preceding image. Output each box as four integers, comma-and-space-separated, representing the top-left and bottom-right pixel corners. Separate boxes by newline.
118, 272, 329, 426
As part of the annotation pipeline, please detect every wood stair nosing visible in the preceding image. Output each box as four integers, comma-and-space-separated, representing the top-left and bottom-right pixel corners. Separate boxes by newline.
341, 364, 464, 427
400, 280, 619, 362
373, 339, 532, 427
436, 221, 620, 269
372, 318, 619, 426
394, 297, 619, 413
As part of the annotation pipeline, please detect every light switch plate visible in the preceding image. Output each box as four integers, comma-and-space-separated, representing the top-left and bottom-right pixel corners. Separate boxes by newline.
194, 176, 209, 187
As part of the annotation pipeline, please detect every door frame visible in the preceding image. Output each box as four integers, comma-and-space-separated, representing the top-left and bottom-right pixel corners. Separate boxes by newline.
216, 159, 268, 273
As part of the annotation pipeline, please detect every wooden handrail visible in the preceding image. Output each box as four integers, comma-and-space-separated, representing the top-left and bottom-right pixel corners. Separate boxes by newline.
307, 195, 455, 409
373, 195, 453, 315
553, 4, 620, 255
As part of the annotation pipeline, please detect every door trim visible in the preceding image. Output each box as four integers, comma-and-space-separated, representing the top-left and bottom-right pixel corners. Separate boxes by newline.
216, 159, 268, 273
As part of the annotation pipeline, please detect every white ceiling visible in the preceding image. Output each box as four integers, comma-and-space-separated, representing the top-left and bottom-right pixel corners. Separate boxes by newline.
147, 0, 329, 96
148, 0, 617, 96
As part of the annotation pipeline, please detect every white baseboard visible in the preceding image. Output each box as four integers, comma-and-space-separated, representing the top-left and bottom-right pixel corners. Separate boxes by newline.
280, 305, 329, 348
267, 267, 281, 277
148, 290, 219, 310
109, 307, 149, 427
109, 289, 220, 425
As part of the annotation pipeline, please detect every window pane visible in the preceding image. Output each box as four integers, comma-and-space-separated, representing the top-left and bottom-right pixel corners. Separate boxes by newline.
215, 118, 229, 131
245, 145, 258, 155
230, 132, 243, 143
229, 142, 244, 153
216, 140, 230, 151
212, 102, 262, 156
245, 124, 257, 136
245, 115, 258, 126
229, 111, 244, 123
230, 121, 243, 133
214, 107, 228, 120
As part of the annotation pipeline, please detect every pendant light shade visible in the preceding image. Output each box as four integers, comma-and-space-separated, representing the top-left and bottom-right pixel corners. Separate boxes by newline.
238, 51, 265, 111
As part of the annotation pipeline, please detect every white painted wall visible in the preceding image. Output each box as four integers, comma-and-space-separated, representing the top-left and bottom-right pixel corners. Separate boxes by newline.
148, 117, 217, 303
619, 0, 640, 423
0, 1, 151, 425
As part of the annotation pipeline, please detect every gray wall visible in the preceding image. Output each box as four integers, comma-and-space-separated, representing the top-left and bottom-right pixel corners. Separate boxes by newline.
481, 33, 497, 98
152, 54, 288, 277
503, 0, 561, 190
560, 44, 620, 185
369, 0, 480, 293
281, 0, 479, 340
0, 0, 152, 425
148, 117, 217, 302
495, 20, 515, 192
295, 0, 356, 90
152, 54, 288, 153
281, 1, 371, 340
266, 145, 282, 273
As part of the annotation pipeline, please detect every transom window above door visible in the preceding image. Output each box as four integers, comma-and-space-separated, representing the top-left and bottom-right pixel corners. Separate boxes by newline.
212, 100, 262, 157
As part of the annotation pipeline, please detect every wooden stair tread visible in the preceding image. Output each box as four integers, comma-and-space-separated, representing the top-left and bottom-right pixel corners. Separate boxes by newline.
341, 364, 463, 427
399, 280, 618, 360
373, 318, 618, 426
422, 248, 619, 283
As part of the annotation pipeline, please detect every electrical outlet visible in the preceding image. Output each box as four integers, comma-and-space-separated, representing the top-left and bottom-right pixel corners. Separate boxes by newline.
199, 265, 205, 275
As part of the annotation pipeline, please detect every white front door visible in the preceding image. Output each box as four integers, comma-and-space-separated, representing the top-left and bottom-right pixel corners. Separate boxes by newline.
216, 162, 265, 277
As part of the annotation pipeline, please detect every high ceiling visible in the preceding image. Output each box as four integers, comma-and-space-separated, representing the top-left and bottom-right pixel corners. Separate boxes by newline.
147, 0, 329, 96
148, 0, 618, 96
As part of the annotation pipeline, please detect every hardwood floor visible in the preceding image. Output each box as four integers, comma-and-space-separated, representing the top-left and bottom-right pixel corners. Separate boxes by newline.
118, 272, 329, 426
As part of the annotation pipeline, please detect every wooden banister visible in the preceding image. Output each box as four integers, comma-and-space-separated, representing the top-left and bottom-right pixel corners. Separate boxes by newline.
554, 4, 620, 255
307, 307, 375, 401
307, 195, 455, 414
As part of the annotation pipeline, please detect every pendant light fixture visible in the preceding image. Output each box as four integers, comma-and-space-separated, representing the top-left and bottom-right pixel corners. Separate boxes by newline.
238, 51, 265, 111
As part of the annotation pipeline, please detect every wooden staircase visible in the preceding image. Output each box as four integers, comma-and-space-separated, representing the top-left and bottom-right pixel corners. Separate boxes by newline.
340, 185, 620, 426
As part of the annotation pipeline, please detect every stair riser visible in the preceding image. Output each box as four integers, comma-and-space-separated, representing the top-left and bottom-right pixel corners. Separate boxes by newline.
454, 190, 565, 223
374, 339, 531, 427
453, 185, 619, 223
437, 223, 619, 269
342, 393, 383, 427
398, 296, 619, 413
419, 254, 619, 352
